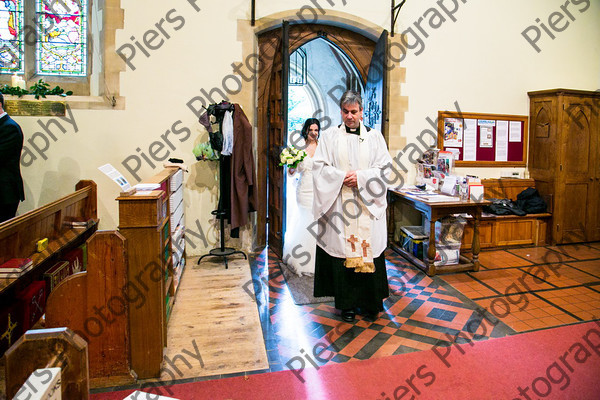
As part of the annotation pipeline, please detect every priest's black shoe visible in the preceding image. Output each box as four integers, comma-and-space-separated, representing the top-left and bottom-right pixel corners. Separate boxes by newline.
341, 309, 355, 322
363, 310, 380, 322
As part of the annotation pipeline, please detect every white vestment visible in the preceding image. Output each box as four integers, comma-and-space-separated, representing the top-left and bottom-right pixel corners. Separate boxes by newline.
312, 122, 393, 260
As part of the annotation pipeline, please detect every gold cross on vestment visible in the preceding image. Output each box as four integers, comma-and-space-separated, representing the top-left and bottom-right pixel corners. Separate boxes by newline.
347, 234, 359, 252
1, 314, 17, 346
361, 240, 370, 257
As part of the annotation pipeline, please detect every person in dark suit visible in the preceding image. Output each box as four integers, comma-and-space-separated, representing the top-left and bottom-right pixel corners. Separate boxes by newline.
0, 93, 25, 223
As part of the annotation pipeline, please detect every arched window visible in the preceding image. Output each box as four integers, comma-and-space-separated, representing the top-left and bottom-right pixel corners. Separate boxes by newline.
0, 0, 88, 76
35, 0, 88, 76
0, 0, 123, 107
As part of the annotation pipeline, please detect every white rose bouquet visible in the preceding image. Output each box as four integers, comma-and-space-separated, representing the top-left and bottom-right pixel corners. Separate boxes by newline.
279, 145, 307, 169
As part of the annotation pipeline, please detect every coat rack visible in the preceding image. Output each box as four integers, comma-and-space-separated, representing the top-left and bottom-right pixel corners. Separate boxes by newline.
197, 101, 247, 269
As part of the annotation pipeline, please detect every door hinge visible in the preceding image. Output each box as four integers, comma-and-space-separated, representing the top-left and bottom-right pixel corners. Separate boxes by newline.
559, 164, 563, 172
556, 224, 560, 231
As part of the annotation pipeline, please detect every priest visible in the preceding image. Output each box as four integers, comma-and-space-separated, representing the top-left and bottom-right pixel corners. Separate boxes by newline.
312, 90, 393, 323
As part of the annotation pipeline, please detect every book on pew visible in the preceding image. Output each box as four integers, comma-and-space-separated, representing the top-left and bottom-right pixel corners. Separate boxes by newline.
0, 258, 33, 274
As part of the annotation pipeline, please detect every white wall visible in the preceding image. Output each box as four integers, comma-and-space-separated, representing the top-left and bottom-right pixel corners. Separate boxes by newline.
13, 0, 600, 255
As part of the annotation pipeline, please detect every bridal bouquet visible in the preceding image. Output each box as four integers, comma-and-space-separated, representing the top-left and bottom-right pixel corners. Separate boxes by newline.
279, 145, 307, 168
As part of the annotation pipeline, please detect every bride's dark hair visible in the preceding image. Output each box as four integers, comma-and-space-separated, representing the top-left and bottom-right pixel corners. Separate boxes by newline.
301, 118, 320, 141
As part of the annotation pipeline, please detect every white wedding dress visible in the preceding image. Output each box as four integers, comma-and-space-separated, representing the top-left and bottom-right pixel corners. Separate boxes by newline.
282, 155, 317, 276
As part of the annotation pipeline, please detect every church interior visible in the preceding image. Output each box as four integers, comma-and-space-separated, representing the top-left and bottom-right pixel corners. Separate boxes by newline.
0, 0, 599, 399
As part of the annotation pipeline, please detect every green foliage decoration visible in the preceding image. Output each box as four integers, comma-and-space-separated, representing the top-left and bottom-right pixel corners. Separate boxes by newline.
0, 79, 74, 99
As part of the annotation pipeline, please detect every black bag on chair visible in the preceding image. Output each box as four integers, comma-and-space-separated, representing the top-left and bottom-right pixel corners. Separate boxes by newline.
516, 188, 547, 214
484, 198, 527, 216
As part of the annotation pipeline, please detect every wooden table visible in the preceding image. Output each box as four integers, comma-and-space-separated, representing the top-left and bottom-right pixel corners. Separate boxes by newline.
388, 189, 491, 276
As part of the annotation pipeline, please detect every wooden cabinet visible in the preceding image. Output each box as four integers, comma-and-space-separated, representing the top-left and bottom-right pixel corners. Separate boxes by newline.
117, 190, 168, 379
528, 89, 600, 244
116, 167, 187, 379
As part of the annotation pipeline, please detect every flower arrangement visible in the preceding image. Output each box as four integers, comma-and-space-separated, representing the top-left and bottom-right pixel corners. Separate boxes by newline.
279, 145, 307, 168
192, 141, 219, 161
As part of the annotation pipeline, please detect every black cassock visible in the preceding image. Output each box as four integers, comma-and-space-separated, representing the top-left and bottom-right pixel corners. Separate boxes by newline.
313, 245, 389, 312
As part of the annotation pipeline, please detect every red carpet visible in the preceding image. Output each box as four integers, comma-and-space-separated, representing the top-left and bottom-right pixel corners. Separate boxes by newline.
92, 321, 600, 400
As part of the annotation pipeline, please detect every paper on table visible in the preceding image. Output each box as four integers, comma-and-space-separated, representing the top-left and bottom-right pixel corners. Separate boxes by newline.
509, 121, 522, 142
135, 183, 160, 191
464, 119, 477, 160
98, 163, 131, 191
495, 120, 509, 161
440, 175, 458, 195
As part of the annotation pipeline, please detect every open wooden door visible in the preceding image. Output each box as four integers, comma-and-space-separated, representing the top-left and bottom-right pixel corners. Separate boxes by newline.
266, 21, 289, 258
257, 23, 386, 253
363, 31, 388, 134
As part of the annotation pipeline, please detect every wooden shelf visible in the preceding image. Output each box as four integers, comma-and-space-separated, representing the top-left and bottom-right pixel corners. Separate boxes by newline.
0, 222, 98, 293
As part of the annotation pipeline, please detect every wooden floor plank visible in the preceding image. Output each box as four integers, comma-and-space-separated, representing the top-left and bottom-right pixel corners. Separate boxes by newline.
158, 257, 269, 380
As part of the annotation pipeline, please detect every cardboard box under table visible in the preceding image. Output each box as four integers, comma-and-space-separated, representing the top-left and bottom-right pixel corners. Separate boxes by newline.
399, 226, 428, 260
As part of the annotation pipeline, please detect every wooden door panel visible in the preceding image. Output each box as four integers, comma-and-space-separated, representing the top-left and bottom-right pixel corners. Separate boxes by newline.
560, 97, 595, 243
496, 220, 534, 246
267, 22, 289, 258
563, 100, 593, 177
560, 183, 588, 243
529, 99, 557, 176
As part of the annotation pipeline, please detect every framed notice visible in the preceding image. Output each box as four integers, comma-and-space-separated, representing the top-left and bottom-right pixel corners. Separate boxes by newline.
436, 111, 528, 167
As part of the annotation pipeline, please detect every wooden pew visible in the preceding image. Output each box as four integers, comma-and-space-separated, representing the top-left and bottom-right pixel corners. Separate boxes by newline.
45, 231, 133, 387
4, 327, 89, 400
0, 181, 99, 356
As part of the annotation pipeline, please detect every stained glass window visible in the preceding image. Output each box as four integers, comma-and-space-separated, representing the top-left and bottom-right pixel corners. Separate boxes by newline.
36, 0, 87, 76
0, 0, 24, 74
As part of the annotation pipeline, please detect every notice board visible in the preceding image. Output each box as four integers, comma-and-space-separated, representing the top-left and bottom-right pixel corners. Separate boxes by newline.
436, 111, 528, 167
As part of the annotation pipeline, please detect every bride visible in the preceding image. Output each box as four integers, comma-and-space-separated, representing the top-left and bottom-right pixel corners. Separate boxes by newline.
283, 118, 320, 276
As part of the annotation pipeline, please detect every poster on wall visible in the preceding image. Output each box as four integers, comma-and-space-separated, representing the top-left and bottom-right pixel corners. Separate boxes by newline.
443, 118, 463, 147
463, 119, 477, 161
478, 120, 495, 148
495, 120, 509, 161
509, 121, 522, 142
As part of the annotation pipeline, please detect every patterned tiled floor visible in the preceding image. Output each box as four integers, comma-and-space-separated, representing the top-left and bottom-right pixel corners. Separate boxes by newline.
249, 242, 600, 372
249, 248, 516, 372
439, 242, 600, 333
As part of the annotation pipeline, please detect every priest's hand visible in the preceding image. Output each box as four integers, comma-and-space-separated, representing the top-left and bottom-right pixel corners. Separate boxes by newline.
343, 171, 357, 188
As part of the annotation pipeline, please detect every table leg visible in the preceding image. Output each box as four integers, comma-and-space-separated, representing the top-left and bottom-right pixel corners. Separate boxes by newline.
388, 195, 395, 246
472, 208, 481, 271
427, 219, 437, 276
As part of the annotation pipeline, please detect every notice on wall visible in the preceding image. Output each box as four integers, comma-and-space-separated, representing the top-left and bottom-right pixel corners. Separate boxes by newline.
478, 120, 495, 148
446, 148, 461, 160
495, 120, 509, 161
443, 118, 463, 147
463, 119, 478, 161
509, 120, 522, 142
98, 163, 131, 191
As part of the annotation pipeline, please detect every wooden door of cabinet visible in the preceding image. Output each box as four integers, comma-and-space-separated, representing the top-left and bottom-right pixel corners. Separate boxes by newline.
528, 89, 600, 244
